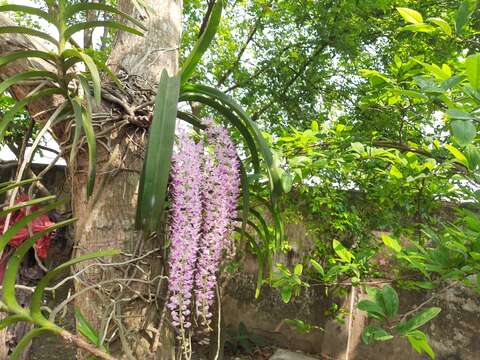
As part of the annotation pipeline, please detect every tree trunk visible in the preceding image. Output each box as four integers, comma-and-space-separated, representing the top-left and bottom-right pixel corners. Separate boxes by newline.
0, 0, 184, 358
71, 1, 183, 358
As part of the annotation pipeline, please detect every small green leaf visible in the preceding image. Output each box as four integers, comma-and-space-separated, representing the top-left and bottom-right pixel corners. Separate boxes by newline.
445, 144, 468, 164
361, 325, 393, 345
397, 7, 423, 24
381, 234, 402, 253
456, 0, 477, 34
294, 263, 303, 276
332, 239, 354, 263
427, 17, 452, 35
357, 300, 386, 320
451, 120, 476, 146
447, 109, 475, 120
381, 285, 399, 318
401, 24, 436, 32
280, 287, 293, 303
406, 330, 435, 359
465, 54, 480, 89
395, 307, 441, 335
281, 171, 294, 193
310, 259, 324, 278
389, 165, 403, 179
0, 50, 57, 68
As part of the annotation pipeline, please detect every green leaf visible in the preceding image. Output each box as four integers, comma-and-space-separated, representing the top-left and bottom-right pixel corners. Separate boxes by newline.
180, 84, 281, 196
0, 4, 53, 23
310, 259, 324, 278
397, 7, 423, 24
0, 88, 66, 142
456, 0, 477, 34
389, 165, 403, 179
464, 145, 480, 170
466, 54, 480, 89
381, 234, 402, 253
63, 49, 101, 105
136, 70, 180, 232
0, 195, 56, 218
0, 70, 59, 95
0, 26, 58, 46
406, 330, 435, 359
451, 120, 476, 146
3, 218, 75, 314
445, 144, 468, 164
427, 17, 452, 35
332, 239, 354, 263
178, 93, 260, 171
294, 263, 303, 276
395, 307, 441, 335
65, 3, 147, 31
0, 315, 30, 330
357, 300, 386, 320
30, 249, 119, 326
280, 287, 292, 303
64, 21, 143, 42
381, 285, 399, 318
361, 325, 393, 345
281, 171, 294, 193
75, 308, 100, 345
70, 98, 97, 197
11, 328, 52, 360
447, 109, 475, 120
401, 24, 436, 33
179, 0, 223, 84
0, 50, 57, 68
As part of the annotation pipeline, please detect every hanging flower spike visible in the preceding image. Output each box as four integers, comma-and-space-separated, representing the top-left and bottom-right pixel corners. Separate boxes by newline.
167, 131, 203, 335
195, 118, 241, 328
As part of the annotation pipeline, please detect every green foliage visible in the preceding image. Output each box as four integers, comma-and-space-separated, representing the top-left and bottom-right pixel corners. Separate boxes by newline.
358, 285, 440, 359
0, 179, 118, 358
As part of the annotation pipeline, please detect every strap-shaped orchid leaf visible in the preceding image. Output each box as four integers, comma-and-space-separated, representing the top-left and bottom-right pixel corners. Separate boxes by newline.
179, 93, 260, 172
64, 21, 143, 42
70, 97, 97, 197
0, 50, 57, 67
30, 248, 119, 326
250, 192, 284, 250
0, 195, 56, 217
0, 178, 41, 194
0, 314, 31, 330
0, 26, 58, 46
63, 49, 101, 105
238, 162, 250, 243
2, 218, 75, 314
65, 3, 147, 31
180, 83, 282, 196
0, 88, 66, 142
0, 4, 54, 24
0, 70, 59, 94
177, 111, 207, 129
179, 0, 223, 84
136, 70, 180, 232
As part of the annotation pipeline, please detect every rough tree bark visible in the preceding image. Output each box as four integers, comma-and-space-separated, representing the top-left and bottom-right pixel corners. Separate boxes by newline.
0, 0, 183, 358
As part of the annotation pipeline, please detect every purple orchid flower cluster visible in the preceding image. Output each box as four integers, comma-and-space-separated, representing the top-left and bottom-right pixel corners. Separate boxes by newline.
167, 119, 240, 336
